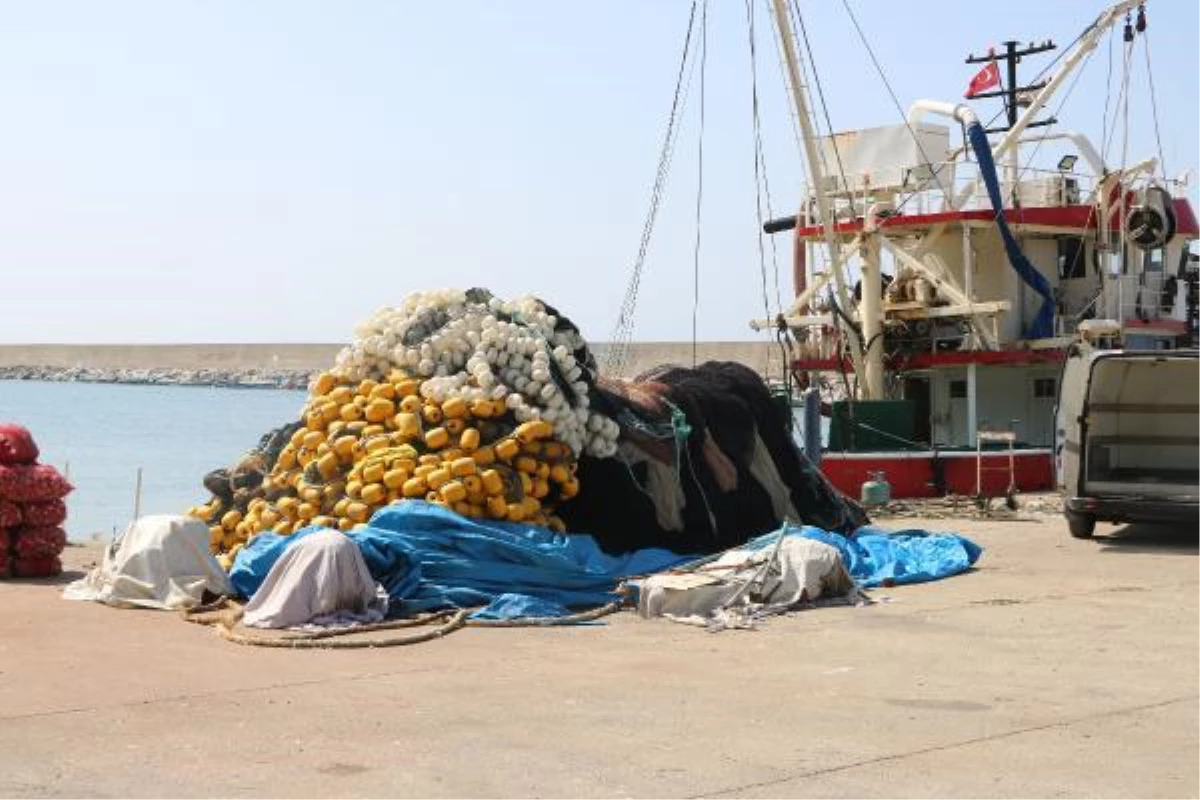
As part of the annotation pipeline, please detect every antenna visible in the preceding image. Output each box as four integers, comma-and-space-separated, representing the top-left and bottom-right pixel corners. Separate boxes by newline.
966, 40, 1058, 135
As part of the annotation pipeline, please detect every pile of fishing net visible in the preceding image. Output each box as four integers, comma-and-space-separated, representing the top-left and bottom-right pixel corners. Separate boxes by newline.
189, 288, 863, 567
563, 361, 866, 554
190, 289, 615, 568
0, 423, 72, 578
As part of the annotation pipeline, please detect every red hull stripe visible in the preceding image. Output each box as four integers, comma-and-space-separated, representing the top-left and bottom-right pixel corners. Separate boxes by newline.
795, 199, 1199, 239
820, 450, 1054, 499
793, 348, 1067, 372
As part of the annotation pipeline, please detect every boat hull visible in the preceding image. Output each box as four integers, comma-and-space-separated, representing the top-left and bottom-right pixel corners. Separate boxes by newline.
818, 449, 1053, 499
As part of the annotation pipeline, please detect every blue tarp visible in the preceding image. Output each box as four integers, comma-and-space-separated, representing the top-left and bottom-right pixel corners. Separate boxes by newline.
790, 524, 982, 587
966, 121, 1055, 339
230, 502, 693, 620
229, 505, 982, 621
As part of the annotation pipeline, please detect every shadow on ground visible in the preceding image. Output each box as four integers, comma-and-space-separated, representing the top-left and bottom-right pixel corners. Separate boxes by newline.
1096, 521, 1198, 555
2, 569, 87, 586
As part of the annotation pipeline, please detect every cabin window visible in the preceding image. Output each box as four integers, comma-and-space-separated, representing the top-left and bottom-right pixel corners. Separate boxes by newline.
949, 380, 967, 399
1057, 237, 1086, 279
1143, 247, 1164, 272
1033, 378, 1056, 398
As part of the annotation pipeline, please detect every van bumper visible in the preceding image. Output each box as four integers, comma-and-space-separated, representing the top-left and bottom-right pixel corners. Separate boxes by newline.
1066, 496, 1200, 524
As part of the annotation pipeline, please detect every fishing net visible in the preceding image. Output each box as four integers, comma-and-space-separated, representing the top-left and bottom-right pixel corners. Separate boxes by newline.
190, 289, 865, 564
560, 361, 866, 554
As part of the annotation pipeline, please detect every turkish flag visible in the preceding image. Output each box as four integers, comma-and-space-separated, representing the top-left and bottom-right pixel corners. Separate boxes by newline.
965, 60, 1000, 98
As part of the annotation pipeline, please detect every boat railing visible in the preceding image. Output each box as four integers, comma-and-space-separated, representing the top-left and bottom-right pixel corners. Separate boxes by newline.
803, 162, 1101, 222
1109, 270, 1177, 324
1058, 269, 1184, 338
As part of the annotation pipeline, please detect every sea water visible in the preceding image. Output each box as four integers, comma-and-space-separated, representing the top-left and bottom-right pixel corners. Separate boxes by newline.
0, 380, 306, 540
0, 380, 830, 541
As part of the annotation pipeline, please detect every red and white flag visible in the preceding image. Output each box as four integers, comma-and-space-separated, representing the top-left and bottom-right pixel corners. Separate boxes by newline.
964, 55, 1000, 98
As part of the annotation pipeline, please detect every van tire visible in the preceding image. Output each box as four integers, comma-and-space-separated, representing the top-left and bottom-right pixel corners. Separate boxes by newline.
1066, 512, 1095, 539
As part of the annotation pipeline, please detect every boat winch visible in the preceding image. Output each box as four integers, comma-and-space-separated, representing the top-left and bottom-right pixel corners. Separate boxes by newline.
1126, 185, 1177, 250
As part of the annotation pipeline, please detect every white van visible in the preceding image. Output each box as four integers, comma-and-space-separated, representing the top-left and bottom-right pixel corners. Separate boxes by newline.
1054, 344, 1199, 538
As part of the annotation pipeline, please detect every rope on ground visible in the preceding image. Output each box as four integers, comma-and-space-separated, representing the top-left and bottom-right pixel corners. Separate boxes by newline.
214, 609, 470, 650
181, 596, 626, 647
464, 600, 623, 628
180, 596, 243, 628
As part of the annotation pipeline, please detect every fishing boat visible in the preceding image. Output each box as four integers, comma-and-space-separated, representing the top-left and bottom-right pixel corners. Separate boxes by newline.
742, 0, 1199, 501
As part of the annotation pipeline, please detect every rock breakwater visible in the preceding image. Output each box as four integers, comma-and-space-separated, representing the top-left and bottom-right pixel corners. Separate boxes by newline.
0, 365, 312, 390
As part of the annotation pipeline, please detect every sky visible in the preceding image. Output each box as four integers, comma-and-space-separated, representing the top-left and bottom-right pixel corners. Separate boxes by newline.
1, 0, 1196, 345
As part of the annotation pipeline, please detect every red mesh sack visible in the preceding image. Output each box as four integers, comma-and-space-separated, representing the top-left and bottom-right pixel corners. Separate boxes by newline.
20, 499, 67, 527
13, 555, 61, 578
14, 526, 66, 559
0, 424, 39, 465
0, 550, 9, 578
0, 499, 19, 527
0, 464, 73, 502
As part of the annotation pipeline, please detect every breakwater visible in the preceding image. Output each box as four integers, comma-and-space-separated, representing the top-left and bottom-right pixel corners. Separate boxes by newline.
0, 365, 312, 390
0, 342, 777, 388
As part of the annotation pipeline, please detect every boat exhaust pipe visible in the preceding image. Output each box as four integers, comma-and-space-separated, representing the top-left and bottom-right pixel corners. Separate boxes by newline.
907, 99, 979, 129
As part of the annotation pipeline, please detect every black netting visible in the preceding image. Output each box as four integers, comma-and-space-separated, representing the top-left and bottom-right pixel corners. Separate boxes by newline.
560, 361, 867, 555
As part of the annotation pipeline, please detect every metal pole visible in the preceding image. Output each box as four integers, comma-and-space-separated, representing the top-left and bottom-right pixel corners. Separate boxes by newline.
962, 225, 974, 302
1004, 41, 1020, 204
967, 362, 979, 448
1117, 30, 1131, 328
803, 386, 823, 466
861, 236, 884, 399
1098, 175, 1114, 317
1008, 437, 1016, 494
768, 0, 865, 387
769, 0, 841, 280
976, 428, 983, 497
133, 467, 143, 520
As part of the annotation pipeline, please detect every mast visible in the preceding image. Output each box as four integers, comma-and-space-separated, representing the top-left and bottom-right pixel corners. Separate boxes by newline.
768, 0, 875, 397
951, 0, 1142, 212
860, 231, 884, 399
966, 39, 1057, 202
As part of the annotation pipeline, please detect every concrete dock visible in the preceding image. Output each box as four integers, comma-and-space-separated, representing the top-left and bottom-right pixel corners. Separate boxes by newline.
0, 511, 1195, 798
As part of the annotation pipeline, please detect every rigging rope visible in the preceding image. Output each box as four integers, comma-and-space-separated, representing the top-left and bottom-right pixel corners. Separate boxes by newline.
790, 3, 850, 197
1102, 24, 1136, 165
762, 0, 805, 161
745, 0, 787, 385
1009, 45, 1098, 192
692, 0, 709, 369
1141, 27, 1167, 181
605, 1, 700, 377
788, 0, 867, 362
744, 2, 782, 319
1102, 23, 1115, 165
746, 0, 775, 326
840, 0, 952, 204
1118, 15, 1132, 283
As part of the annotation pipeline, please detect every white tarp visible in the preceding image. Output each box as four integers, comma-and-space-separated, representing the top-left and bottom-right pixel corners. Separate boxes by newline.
63, 515, 233, 610
637, 536, 857, 629
242, 529, 387, 629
